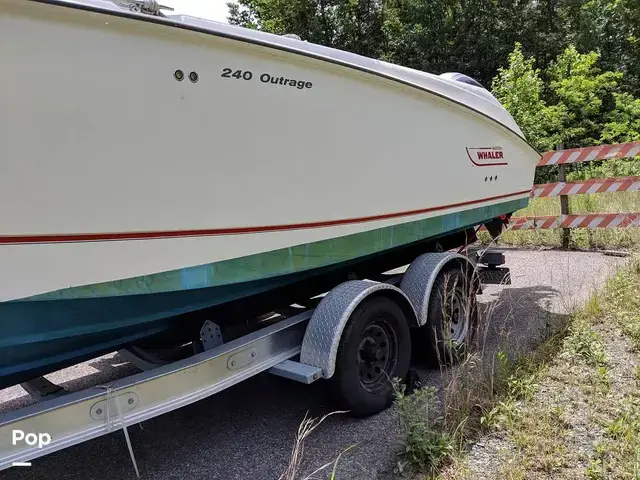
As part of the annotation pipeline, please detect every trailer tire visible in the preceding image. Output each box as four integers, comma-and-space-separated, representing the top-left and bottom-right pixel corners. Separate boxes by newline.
329, 296, 411, 417
419, 266, 478, 366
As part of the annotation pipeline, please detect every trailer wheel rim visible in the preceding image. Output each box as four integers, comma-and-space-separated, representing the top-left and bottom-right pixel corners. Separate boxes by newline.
447, 288, 469, 343
357, 321, 398, 392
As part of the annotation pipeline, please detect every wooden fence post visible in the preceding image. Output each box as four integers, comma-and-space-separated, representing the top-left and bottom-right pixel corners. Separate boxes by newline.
557, 143, 571, 248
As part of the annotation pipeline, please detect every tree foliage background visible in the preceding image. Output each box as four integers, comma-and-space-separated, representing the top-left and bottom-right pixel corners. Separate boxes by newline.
226, 0, 640, 170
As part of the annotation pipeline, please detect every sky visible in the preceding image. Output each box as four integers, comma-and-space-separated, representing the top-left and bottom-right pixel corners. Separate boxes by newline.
162, 0, 231, 23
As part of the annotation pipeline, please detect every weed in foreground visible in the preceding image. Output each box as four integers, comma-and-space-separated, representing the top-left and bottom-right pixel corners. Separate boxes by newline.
279, 410, 351, 480
563, 320, 608, 367
394, 381, 455, 475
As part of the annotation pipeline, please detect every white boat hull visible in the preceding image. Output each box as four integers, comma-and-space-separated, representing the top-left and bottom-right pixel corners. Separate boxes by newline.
0, 0, 539, 302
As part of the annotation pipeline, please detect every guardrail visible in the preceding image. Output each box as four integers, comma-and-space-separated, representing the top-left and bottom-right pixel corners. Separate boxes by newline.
509, 141, 640, 247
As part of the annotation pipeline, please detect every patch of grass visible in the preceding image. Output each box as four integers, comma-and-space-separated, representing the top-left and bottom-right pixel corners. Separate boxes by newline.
397, 315, 567, 478
478, 191, 640, 248
563, 320, 607, 367
596, 365, 611, 391
601, 258, 640, 348
425, 256, 640, 479
496, 455, 528, 480
434, 456, 473, 480
568, 159, 640, 183
582, 292, 604, 319
497, 257, 640, 479
587, 399, 640, 479
480, 351, 543, 431
578, 258, 640, 480
510, 405, 570, 474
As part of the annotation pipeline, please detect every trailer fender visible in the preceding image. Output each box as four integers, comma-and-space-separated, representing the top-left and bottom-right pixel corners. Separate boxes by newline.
299, 280, 417, 379
399, 252, 478, 327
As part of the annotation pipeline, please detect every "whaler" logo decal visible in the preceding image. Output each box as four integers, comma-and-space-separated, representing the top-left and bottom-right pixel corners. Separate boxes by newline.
466, 146, 508, 167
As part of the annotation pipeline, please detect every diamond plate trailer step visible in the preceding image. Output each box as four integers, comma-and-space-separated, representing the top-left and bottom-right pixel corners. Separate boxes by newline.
0, 311, 311, 471
478, 266, 511, 285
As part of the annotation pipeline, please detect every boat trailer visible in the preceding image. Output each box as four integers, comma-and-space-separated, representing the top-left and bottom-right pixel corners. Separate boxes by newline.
0, 249, 509, 472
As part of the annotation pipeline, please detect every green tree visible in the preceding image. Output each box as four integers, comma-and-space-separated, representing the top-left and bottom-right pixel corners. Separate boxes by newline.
380, 0, 457, 75
225, 0, 640, 97
491, 43, 565, 152
620, 0, 640, 95
561, 0, 640, 96
547, 45, 622, 147
601, 93, 640, 143
227, 0, 386, 58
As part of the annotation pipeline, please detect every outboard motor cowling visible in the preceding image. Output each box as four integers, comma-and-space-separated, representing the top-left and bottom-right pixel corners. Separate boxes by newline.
439, 72, 485, 89
439, 72, 503, 106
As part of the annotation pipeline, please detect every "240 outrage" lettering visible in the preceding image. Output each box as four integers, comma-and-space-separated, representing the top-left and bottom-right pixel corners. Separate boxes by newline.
221, 68, 313, 90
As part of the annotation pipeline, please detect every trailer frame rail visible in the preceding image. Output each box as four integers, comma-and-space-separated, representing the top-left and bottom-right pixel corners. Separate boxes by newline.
0, 311, 311, 470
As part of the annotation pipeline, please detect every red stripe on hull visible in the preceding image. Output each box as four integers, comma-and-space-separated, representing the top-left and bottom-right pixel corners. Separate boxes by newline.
0, 190, 531, 245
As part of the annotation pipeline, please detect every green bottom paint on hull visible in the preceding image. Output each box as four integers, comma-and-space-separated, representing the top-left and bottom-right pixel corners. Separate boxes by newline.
30, 198, 528, 301
0, 198, 527, 388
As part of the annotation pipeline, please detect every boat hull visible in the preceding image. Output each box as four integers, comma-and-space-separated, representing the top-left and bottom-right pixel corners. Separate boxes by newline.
0, 199, 526, 388
0, 0, 539, 387
1, 0, 537, 302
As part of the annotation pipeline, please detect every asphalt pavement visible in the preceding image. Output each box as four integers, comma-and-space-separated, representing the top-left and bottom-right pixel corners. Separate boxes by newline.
0, 248, 628, 480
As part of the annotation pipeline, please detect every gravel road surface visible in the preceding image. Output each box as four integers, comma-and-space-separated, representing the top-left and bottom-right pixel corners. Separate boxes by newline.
0, 249, 627, 480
